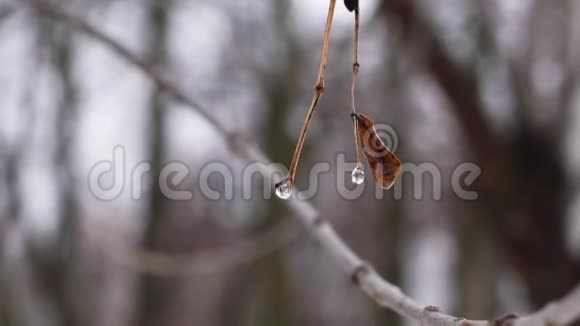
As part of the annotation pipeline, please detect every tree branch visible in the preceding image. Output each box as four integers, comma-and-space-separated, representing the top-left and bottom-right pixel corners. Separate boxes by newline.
85, 217, 301, 276
516, 284, 580, 326
26, 1, 580, 325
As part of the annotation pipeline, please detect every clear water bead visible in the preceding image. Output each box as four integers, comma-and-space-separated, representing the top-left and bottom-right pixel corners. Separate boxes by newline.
351, 166, 365, 185
275, 182, 293, 200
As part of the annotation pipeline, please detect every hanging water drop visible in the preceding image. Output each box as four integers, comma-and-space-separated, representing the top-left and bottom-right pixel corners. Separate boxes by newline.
351, 166, 365, 185
275, 181, 293, 200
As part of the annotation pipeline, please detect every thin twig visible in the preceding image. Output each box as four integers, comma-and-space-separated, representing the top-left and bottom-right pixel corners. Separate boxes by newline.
26, 2, 580, 325
350, 5, 363, 168
278, 0, 337, 188
514, 283, 580, 326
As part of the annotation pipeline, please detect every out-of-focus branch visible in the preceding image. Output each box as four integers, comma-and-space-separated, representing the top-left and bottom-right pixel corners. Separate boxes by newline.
516, 284, 580, 326
26, 2, 580, 325
25, 0, 226, 135
85, 218, 301, 276
0, 4, 17, 22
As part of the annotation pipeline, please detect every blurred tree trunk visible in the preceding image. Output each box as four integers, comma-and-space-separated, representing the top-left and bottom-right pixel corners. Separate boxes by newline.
0, 147, 24, 326
0, 15, 63, 326
133, 2, 170, 326
22, 15, 83, 326
0, 121, 22, 325
381, 0, 580, 307
456, 209, 497, 318
374, 200, 403, 326
374, 43, 404, 326
218, 3, 299, 325
51, 20, 83, 326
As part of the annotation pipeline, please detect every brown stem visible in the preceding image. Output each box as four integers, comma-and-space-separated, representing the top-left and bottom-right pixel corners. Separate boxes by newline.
280, 0, 337, 187
350, 8, 363, 167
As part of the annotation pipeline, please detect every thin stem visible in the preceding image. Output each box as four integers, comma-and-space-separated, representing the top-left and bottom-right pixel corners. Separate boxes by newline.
280, 0, 337, 187
350, 7, 362, 167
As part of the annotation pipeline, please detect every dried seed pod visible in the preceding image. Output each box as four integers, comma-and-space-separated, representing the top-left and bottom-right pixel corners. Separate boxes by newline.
352, 113, 402, 189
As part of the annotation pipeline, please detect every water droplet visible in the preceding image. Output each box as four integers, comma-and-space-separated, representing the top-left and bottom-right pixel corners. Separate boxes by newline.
351, 166, 365, 185
275, 181, 293, 200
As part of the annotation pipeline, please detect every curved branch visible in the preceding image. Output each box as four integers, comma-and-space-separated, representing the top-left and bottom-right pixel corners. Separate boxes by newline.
26, 1, 580, 325
515, 284, 580, 326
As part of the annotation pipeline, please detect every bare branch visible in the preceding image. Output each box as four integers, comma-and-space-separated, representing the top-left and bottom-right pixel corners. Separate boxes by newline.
85, 217, 301, 276
26, 1, 580, 325
279, 0, 337, 188
350, 6, 363, 169
515, 284, 580, 326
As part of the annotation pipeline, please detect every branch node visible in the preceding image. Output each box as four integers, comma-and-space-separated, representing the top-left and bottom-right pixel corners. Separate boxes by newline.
312, 216, 327, 228
425, 305, 441, 313
315, 83, 325, 94
226, 132, 250, 158
351, 262, 373, 286
493, 313, 519, 326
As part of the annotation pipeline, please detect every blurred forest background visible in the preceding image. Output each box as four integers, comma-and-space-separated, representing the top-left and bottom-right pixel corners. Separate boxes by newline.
2, 0, 580, 325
